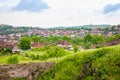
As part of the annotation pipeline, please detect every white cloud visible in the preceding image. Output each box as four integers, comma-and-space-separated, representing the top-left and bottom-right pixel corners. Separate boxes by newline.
0, 0, 120, 28
0, 0, 19, 7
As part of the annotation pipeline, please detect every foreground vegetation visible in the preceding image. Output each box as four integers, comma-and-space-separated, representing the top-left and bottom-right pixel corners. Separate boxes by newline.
0, 46, 70, 64
38, 45, 120, 80
0, 45, 120, 80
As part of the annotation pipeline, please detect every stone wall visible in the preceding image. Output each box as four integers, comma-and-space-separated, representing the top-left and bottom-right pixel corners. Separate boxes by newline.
0, 62, 54, 80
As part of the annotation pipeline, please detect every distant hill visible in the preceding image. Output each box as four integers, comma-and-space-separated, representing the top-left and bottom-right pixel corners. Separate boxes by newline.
50, 25, 111, 30
0, 25, 13, 31
0, 24, 41, 35
0, 24, 28, 35
72, 24, 111, 29
0, 24, 113, 34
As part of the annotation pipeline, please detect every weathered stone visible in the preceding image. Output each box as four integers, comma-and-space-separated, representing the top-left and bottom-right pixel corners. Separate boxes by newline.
0, 62, 54, 80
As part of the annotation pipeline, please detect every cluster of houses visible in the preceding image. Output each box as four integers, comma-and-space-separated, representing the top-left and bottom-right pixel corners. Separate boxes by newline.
0, 25, 120, 52
19, 26, 120, 38
57, 40, 73, 50
31, 40, 73, 50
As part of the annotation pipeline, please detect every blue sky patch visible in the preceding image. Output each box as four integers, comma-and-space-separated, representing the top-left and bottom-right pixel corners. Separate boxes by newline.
103, 3, 120, 14
12, 0, 49, 12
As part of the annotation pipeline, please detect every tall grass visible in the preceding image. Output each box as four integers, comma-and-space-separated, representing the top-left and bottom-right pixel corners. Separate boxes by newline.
7, 55, 19, 64
0, 54, 32, 64
25, 46, 70, 61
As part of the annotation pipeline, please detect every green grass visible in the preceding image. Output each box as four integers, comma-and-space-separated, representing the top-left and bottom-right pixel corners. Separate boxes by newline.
0, 54, 33, 64
37, 45, 120, 80
0, 55, 9, 64
0, 45, 120, 80
24, 47, 70, 61
0, 47, 70, 64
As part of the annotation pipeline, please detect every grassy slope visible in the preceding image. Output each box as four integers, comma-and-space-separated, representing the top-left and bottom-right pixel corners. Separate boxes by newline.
0, 45, 120, 80
0, 47, 70, 64
38, 45, 120, 80
0, 54, 33, 64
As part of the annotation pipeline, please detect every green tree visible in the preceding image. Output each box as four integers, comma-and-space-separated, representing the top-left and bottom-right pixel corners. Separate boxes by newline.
84, 34, 92, 43
92, 35, 104, 44
19, 37, 31, 50
104, 28, 109, 34
83, 34, 93, 49
105, 35, 117, 43
47, 36, 61, 43
62, 36, 69, 40
84, 42, 92, 49
32, 36, 41, 42
111, 26, 115, 31
70, 37, 82, 45
46, 46, 67, 58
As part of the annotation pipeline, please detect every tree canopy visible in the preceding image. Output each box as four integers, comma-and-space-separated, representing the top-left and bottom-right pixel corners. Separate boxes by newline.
19, 37, 31, 50
31, 36, 41, 42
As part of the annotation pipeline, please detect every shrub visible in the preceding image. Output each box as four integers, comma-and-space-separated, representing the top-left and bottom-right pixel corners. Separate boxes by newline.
84, 42, 92, 49
38, 46, 120, 80
46, 46, 68, 58
25, 46, 69, 61
0, 48, 12, 55
31, 46, 51, 52
43, 46, 51, 51
31, 47, 43, 51
7, 55, 19, 64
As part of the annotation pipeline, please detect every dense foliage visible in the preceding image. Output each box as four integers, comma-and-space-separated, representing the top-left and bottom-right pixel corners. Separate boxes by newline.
7, 55, 19, 64
31, 36, 41, 42
0, 25, 35, 35
0, 48, 12, 55
25, 46, 70, 60
19, 37, 31, 50
38, 45, 120, 80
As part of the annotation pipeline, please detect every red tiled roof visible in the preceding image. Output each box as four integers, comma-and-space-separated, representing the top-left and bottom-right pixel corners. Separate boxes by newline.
57, 40, 71, 45
0, 41, 18, 48
31, 42, 47, 48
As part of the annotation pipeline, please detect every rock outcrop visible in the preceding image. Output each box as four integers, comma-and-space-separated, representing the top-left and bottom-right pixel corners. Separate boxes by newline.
0, 62, 54, 80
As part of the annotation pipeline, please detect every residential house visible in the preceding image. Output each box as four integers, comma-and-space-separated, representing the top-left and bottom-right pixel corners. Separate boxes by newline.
57, 40, 73, 50
12, 46, 21, 53
0, 40, 19, 53
31, 42, 47, 49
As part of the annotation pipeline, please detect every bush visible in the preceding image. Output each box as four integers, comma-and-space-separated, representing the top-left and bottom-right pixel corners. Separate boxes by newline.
84, 42, 92, 49
7, 55, 19, 64
38, 46, 120, 80
0, 48, 12, 55
31, 47, 43, 51
43, 46, 51, 51
46, 46, 68, 58
31, 46, 51, 52
25, 46, 70, 61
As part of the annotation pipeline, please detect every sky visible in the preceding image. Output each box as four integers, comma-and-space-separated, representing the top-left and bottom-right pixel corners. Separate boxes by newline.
0, 0, 120, 28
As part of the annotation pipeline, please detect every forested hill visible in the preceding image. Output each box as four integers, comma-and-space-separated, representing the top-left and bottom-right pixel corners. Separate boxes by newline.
0, 25, 36, 35
0, 25, 13, 31
0, 24, 116, 32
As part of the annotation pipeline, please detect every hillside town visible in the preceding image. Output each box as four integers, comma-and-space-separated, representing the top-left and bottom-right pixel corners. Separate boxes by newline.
0, 24, 120, 52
